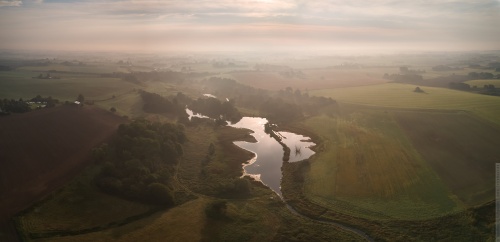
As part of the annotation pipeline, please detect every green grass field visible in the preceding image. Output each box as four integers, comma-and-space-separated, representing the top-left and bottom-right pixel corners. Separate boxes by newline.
301, 112, 463, 220
465, 79, 500, 87
393, 111, 500, 206
311, 83, 500, 126
297, 84, 500, 220
0, 70, 139, 101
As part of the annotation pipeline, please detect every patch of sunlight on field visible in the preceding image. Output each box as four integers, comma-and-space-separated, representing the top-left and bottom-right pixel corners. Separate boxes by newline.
311, 83, 500, 126
34, 198, 209, 242
96, 91, 143, 118
302, 114, 463, 220
465, 79, 500, 87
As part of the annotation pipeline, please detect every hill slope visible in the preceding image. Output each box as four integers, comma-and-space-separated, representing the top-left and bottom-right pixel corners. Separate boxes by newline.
0, 105, 126, 227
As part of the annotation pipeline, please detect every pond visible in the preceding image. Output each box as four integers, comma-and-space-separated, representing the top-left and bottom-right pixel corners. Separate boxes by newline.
185, 107, 210, 121
230, 117, 315, 197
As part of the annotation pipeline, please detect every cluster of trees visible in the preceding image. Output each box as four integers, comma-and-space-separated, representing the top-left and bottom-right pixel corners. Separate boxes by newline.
449, 82, 471, 91
214, 178, 252, 198
139, 90, 191, 123
100, 72, 140, 84
212, 61, 236, 68
0, 95, 59, 115
399, 66, 425, 74
413, 87, 425, 93
94, 119, 186, 206
477, 84, 499, 96
432, 65, 462, 71
203, 77, 337, 123
140, 90, 178, 114
483, 84, 496, 90
279, 69, 305, 79
30, 95, 59, 107
190, 97, 242, 123
260, 97, 303, 122
35, 73, 60, 79
468, 72, 495, 79
383, 73, 423, 83
0, 98, 30, 114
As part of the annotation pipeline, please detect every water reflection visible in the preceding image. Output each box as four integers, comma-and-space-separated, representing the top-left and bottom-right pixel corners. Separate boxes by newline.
185, 107, 210, 121
230, 117, 315, 197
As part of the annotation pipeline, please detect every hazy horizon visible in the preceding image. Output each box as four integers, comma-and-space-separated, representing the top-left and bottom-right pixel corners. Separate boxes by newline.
0, 0, 499, 54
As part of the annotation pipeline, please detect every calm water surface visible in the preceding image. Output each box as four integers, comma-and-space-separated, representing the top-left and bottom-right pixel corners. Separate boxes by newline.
230, 117, 315, 197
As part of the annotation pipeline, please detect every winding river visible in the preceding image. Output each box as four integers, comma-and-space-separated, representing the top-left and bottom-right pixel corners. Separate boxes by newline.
229, 117, 315, 197
186, 108, 372, 241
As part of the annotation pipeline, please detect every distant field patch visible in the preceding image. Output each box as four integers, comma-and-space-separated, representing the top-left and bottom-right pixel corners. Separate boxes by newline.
227, 68, 388, 91
311, 83, 500, 126
0, 70, 138, 101
465, 79, 500, 87
18, 64, 127, 74
393, 111, 500, 206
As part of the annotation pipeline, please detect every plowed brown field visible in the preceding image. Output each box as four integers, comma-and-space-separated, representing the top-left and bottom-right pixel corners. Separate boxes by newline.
0, 105, 126, 241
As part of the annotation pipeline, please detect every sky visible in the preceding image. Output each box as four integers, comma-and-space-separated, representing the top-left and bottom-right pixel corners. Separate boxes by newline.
0, 0, 499, 53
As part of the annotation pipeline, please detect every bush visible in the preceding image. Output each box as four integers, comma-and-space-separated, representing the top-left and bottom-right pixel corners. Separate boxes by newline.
147, 183, 175, 206
205, 200, 228, 219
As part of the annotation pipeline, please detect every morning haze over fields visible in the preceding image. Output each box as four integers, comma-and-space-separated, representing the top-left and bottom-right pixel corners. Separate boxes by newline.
1, 0, 499, 241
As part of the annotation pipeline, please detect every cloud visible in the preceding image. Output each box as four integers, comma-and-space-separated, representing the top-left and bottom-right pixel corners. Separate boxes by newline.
0, 0, 21, 7
0, 0, 498, 52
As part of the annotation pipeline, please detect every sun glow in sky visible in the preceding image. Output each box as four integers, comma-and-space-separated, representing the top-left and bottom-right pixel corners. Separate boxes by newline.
0, 0, 498, 53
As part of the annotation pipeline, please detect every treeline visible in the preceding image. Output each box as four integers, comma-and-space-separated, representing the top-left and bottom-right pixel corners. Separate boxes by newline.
203, 77, 338, 123
383, 73, 423, 83
0, 95, 59, 115
94, 119, 186, 206
102, 71, 213, 85
0, 99, 30, 114
190, 97, 242, 123
30, 95, 59, 107
140, 90, 182, 114
468, 72, 496, 79
139, 89, 242, 124
139, 90, 194, 125
449, 82, 471, 91
138, 75, 338, 124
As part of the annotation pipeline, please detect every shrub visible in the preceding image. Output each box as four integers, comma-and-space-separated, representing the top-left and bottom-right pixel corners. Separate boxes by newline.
147, 183, 175, 206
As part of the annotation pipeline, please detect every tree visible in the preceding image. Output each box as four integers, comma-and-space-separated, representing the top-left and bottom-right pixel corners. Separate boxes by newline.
205, 200, 228, 219
77, 94, 85, 103
110, 107, 117, 112
147, 183, 174, 206
414, 86, 424, 93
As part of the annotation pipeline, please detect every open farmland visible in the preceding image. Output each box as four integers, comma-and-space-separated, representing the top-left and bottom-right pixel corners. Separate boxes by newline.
311, 83, 500, 125
0, 70, 139, 101
226, 67, 391, 91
